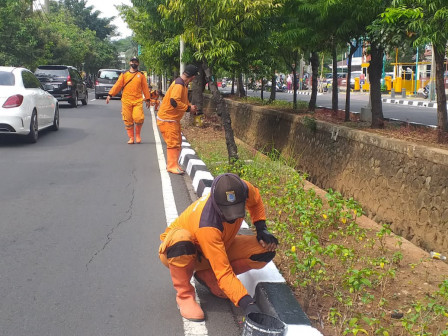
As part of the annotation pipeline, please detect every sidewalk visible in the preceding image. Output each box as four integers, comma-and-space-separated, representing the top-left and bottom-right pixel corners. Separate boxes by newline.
178, 136, 323, 336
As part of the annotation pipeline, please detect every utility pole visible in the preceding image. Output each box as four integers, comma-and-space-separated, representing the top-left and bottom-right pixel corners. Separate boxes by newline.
430, 45, 436, 101
180, 36, 185, 75
414, 47, 419, 95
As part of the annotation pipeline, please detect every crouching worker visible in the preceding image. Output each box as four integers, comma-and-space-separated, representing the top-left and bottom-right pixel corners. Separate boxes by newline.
159, 173, 278, 321
149, 86, 163, 113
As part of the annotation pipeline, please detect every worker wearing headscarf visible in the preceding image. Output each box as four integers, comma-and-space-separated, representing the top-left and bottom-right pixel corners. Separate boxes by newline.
107, 56, 151, 144
158, 173, 279, 321
156, 64, 198, 174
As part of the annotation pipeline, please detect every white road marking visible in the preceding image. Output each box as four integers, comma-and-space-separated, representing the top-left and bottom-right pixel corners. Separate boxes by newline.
150, 109, 208, 336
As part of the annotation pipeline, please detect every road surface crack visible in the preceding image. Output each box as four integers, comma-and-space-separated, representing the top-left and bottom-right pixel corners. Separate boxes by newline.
86, 170, 136, 270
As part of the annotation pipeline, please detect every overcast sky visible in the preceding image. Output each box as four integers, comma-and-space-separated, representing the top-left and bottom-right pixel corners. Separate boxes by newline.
86, 0, 133, 39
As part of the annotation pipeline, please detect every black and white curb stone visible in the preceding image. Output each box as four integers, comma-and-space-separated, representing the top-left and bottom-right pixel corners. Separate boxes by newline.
382, 97, 440, 108
178, 135, 323, 335
296, 90, 323, 96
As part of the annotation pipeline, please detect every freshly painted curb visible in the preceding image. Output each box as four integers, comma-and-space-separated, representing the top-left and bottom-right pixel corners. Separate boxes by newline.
381, 97, 440, 108
179, 135, 323, 336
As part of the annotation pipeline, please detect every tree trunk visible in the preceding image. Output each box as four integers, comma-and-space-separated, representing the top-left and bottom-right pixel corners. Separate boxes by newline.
237, 73, 246, 97
368, 42, 384, 128
434, 44, 448, 141
292, 68, 297, 109
191, 65, 204, 113
203, 60, 239, 162
309, 51, 319, 111
230, 72, 235, 95
269, 73, 276, 102
332, 44, 338, 113
345, 43, 358, 121
345, 54, 352, 121
260, 77, 264, 101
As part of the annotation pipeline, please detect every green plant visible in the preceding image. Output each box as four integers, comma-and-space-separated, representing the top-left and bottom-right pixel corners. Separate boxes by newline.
185, 126, 448, 335
302, 116, 317, 132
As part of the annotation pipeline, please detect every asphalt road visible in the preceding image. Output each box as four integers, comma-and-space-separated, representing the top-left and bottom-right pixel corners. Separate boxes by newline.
0, 94, 241, 336
222, 87, 439, 126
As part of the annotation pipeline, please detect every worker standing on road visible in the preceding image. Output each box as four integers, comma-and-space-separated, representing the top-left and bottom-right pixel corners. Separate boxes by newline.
158, 173, 279, 321
106, 56, 151, 144
156, 64, 198, 174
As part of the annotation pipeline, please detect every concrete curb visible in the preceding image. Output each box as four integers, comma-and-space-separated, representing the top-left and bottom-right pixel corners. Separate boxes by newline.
381, 97, 439, 108
179, 136, 323, 336
296, 90, 323, 96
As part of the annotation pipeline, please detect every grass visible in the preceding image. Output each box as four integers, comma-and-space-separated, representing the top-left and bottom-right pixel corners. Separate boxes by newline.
234, 96, 309, 110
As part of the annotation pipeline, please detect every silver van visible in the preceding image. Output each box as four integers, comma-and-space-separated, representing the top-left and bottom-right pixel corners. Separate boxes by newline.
95, 69, 123, 99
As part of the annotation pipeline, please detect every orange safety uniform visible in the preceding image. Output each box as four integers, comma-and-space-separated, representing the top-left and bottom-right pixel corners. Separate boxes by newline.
159, 179, 275, 307
108, 70, 151, 127
156, 77, 190, 149
149, 90, 161, 110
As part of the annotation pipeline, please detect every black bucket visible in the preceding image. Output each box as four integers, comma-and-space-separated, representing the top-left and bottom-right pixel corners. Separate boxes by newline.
242, 312, 286, 336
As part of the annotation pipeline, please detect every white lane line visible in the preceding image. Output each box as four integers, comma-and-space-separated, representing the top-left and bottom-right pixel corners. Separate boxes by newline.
150, 110, 208, 336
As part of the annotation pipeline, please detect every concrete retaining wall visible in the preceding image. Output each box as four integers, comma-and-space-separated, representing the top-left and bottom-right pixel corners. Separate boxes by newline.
203, 95, 448, 254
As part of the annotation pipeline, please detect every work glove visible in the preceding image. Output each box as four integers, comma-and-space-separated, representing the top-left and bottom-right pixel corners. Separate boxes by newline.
238, 295, 261, 316
254, 220, 279, 249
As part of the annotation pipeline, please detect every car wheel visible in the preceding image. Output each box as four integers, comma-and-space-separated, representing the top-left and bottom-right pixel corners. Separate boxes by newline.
71, 92, 78, 108
25, 110, 38, 143
50, 105, 60, 131
81, 91, 88, 105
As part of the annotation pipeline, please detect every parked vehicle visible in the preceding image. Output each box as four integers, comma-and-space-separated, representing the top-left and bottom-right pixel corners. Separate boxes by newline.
248, 81, 262, 91
0, 66, 59, 143
423, 84, 430, 99
349, 71, 363, 89
338, 73, 348, 87
264, 81, 288, 92
95, 69, 123, 99
35, 65, 88, 108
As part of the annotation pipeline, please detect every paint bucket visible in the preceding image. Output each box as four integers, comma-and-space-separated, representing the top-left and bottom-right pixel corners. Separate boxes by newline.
242, 312, 286, 336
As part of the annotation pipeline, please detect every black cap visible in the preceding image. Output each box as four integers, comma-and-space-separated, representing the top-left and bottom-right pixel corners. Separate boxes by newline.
130, 56, 139, 62
212, 174, 248, 222
183, 64, 199, 77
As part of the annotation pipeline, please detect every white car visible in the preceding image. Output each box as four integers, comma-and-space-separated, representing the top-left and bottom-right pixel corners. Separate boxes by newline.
0, 66, 59, 143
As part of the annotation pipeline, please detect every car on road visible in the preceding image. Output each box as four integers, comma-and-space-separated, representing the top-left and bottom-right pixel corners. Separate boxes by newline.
0, 66, 59, 143
34, 65, 88, 107
349, 71, 363, 89
325, 73, 346, 89
94, 69, 123, 99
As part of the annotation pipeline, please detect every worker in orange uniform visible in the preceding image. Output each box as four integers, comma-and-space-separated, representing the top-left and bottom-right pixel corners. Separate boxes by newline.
158, 173, 279, 321
149, 86, 163, 113
106, 56, 151, 144
157, 64, 198, 174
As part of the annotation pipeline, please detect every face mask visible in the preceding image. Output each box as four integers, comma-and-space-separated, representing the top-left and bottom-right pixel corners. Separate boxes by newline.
131, 64, 138, 69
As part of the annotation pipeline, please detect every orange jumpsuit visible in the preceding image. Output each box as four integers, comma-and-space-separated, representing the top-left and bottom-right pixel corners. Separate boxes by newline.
150, 90, 161, 110
108, 71, 151, 127
158, 180, 275, 307
156, 77, 190, 149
